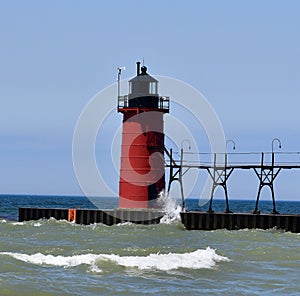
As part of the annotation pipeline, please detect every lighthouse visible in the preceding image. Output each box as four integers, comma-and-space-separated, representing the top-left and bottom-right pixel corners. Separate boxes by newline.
117, 62, 169, 208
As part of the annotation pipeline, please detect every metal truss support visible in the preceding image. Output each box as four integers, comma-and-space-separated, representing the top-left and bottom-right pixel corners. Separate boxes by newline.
207, 153, 234, 213
252, 152, 281, 214
165, 147, 190, 209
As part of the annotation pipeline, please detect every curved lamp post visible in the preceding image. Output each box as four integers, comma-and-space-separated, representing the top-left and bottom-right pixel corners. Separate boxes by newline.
272, 138, 282, 153
226, 139, 236, 151
181, 139, 191, 151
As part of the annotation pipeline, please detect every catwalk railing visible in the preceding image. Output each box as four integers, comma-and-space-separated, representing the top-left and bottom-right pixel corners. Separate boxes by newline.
165, 149, 300, 214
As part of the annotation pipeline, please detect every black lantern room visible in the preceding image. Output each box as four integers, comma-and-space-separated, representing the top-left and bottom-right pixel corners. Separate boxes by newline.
128, 62, 159, 108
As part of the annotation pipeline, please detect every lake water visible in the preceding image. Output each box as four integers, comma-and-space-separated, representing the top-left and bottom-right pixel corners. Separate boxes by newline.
0, 195, 299, 295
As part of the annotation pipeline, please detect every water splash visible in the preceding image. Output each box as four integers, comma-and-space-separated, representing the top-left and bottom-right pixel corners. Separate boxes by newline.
157, 191, 182, 224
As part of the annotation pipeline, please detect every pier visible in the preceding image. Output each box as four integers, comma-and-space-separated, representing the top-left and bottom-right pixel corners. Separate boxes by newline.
17, 149, 300, 232
180, 211, 300, 233
18, 207, 164, 225
165, 147, 300, 232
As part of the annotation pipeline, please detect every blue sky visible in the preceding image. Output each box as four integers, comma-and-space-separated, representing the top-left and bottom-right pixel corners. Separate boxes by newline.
0, 1, 300, 200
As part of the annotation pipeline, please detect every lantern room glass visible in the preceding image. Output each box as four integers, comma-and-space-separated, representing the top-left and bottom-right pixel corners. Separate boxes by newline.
129, 82, 132, 94
149, 82, 157, 95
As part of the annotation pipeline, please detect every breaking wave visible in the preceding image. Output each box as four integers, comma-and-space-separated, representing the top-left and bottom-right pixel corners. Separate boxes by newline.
1, 247, 229, 271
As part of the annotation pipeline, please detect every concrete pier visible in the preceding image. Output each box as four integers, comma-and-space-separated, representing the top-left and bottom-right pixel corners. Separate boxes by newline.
180, 211, 300, 233
19, 207, 300, 232
19, 207, 165, 225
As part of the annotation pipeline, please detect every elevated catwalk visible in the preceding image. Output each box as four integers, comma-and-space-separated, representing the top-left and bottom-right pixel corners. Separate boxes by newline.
167, 149, 300, 214
168, 149, 300, 232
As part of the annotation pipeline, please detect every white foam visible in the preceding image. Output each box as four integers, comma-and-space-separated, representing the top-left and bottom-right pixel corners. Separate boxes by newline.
157, 191, 182, 224
116, 222, 133, 227
0, 219, 6, 223
102, 247, 229, 270
11, 222, 25, 226
0, 252, 99, 267
88, 263, 103, 273
0, 247, 229, 271
32, 222, 42, 227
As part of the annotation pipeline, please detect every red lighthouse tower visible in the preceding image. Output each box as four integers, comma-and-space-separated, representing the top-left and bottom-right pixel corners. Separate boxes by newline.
117, 62, 169, 208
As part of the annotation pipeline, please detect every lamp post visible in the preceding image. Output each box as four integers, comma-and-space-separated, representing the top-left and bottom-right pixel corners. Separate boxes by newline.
271, 137, 282, 168
226, 139, 236, 151
272, 138, 282, 154
225, 139, 236, 166
181, 139, 191, 151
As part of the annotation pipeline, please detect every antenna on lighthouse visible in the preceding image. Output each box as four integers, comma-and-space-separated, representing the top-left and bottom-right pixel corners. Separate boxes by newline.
117, 66, 126, 98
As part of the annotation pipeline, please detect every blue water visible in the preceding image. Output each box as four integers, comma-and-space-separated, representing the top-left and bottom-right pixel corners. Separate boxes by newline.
1, 194, 299, 221
0, 195, 299, 295
0, 195, 113, 221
